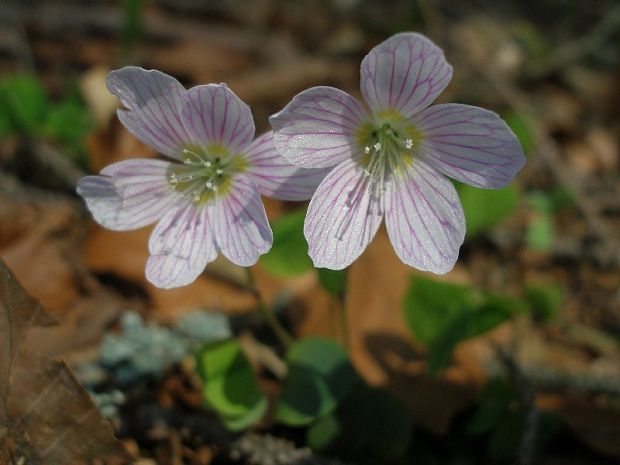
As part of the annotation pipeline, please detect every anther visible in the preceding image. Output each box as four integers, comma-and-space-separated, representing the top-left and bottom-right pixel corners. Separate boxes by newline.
364, 146, 370, 154
373, 142, 382, 152
215, 168, 224, 175
405, 138, 413, 149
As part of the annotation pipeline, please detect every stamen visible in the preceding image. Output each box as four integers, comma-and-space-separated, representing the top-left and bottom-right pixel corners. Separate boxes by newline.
170, 145, 239, 204
373, 142, 382, 152
364, 146, 370, 154
405, 138, 413, 150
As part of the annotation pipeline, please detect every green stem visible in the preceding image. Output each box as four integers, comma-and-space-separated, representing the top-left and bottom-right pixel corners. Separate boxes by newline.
245, 267, 293, 347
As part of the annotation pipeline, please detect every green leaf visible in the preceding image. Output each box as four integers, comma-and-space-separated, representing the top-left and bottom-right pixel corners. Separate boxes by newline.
43, 95, 95, 165
502, 111, 535, 154
317, 268, 347, 296
526, 214, 553, 251
468, 294, 525, 338
488, 411, 524, 461
527, 191, 553, 214
467, 379, 513, 435
196, 340, 266, 430
403, 277, 521, 372
527, 188, 573, 214
0, 92, 15, 136
260, 208, 313, 277
402, 276, 475, 345
306, 414, 341, 451
221, 397, 267, 431
523, 284, 563, 322
0, 74, 50, 135
307, 383, 412, 461
276, 337, 358, 426
427, 314, 469, 374
457, 182, 519, 238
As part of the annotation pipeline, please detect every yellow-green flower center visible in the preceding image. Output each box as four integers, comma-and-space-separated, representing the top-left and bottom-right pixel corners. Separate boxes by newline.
167, 144, 247, 205
356, 111, 423, 185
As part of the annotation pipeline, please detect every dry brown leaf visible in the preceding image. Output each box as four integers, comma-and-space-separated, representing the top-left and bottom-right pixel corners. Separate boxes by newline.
0, 189, 127, 358
0, 259, 128, 464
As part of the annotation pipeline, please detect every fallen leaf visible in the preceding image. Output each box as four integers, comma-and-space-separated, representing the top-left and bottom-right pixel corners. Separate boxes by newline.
0, 259, 128, 464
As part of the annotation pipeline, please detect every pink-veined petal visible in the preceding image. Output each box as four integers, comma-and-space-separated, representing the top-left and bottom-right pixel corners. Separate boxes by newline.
269, 86, 368, 169
412, 104, 525, 188
385, 160, 465, 274
244, 132, 330, 201
106, 67, 190, 159
181, 84, 255, 154
360, 33, 452, 118
304, 158, 384, 270
146, 203, 216, 289
211, 174, 272, 266
76, 159, 179, 231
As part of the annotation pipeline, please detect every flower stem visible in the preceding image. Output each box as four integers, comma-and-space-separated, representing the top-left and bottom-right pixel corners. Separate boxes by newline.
245, 267, 293, 348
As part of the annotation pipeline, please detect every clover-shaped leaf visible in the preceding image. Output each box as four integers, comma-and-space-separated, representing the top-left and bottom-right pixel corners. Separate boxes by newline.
276, 337, 357, 426
196, 339, 267, 431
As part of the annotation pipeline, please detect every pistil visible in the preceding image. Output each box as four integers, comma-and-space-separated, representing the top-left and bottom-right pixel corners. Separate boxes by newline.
168, 146, 235, 205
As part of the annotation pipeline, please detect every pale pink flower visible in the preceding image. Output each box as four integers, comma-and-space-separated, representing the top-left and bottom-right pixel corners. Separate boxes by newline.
270, 33, 525, 273
78, 67, 326, 288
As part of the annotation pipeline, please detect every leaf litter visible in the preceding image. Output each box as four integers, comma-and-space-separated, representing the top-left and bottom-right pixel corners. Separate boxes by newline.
0, 259, 128, 465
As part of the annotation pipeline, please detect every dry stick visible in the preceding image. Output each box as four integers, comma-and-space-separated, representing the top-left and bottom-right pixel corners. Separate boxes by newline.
30, 140, 86, 189
238, 333, 288, 380
480, 73, 620, 268
496, 347, 540, 465
529, 4, 620, 78
0, 8, 35, 73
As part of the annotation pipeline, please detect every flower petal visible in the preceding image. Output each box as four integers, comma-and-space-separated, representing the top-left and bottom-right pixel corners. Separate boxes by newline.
181, 84, 255, 154
211, 174, 272, 266
76, 159, 179, 231
360, 33, 452, 118
384, 160, 465, 274
146, 203, 216, 289
244, 132, 330, 201
269, 86, 368, 169
304, 158, 384, 270
412, 104, 525, 188
106, 67, 190, 159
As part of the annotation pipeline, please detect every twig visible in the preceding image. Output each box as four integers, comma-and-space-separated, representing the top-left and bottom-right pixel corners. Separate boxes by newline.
29, 140, 86, 190
476, 67, 620, 268
238, 333, 288, 380
529, 4, 620, 78
0, 7, 35, 73
496, 348, 540, 465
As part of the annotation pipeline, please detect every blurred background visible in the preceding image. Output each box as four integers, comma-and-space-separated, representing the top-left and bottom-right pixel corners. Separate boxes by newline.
0, 0, 619, 464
